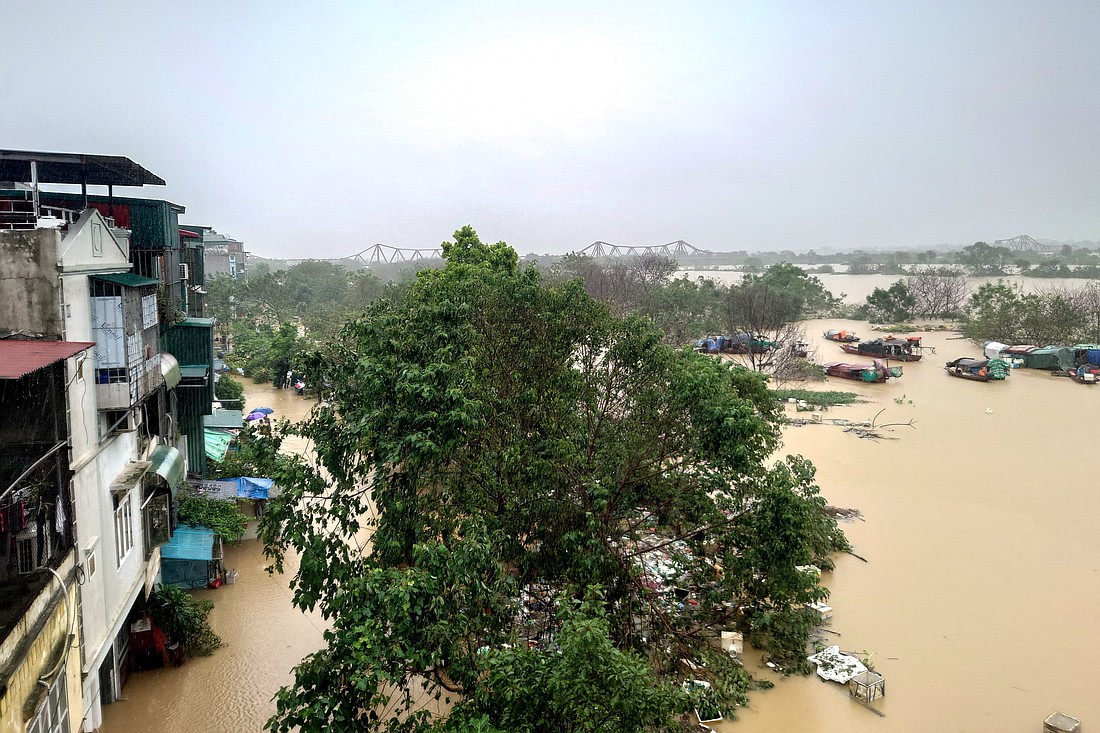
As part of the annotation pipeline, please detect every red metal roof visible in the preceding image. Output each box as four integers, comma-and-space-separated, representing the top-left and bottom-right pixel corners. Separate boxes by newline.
0, 340, 94, 380
179, 229, 200, 238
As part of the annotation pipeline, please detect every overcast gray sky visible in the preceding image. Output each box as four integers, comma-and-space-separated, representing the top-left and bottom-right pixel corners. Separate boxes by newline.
3, 1, 1099, 257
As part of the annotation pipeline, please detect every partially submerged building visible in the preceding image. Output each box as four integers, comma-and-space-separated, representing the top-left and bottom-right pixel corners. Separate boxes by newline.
0, 340, 89, 733
0, 149, 215, 731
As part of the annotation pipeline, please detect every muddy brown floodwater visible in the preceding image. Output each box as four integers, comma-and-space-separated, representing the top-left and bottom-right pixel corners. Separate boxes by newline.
102, 380, 325, 733
718, 321, 1100, 733
106, 340, 1100, 732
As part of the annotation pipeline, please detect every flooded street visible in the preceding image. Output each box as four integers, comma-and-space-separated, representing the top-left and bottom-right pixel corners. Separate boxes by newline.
102, 380, 324, 733
105, 340, 1100, 733
719, 321, 1100, 733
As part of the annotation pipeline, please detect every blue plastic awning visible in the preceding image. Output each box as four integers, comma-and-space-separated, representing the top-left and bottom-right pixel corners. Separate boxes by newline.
161, 525, 217, 561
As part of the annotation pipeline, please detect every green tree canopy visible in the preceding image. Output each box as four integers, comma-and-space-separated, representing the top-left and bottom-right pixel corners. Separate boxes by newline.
257, 227, 845, 733
863, 281, 915, 322
742, 263, 837, 316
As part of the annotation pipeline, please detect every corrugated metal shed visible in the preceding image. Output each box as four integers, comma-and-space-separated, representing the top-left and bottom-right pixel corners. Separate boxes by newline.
0, 340, 94, 379
37, 193, 184, 249
162, 318, 215, 367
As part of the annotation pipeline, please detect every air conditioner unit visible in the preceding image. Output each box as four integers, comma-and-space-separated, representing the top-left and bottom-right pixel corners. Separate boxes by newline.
179, 263, 190, 281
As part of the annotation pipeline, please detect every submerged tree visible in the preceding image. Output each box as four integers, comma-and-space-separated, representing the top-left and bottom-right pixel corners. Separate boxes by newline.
258, 227, 846, 733
863, 281, 916, 322
905, 267, 968, 317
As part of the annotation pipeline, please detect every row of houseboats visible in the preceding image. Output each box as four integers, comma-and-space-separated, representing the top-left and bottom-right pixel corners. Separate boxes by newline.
696, 328, 1100, 386
821, 329, 1100, 384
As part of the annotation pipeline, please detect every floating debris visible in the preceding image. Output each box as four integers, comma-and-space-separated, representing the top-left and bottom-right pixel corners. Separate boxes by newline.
807, 645, 866, 684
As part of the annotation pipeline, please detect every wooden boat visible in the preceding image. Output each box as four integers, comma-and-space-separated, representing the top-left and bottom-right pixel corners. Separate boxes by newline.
1061, 365, 1099, 384
839, 336, 925, 362
823, 328, 859, 343
945, 357, 1009, 381
823, 359, 900, 383
694, 333, 777, 355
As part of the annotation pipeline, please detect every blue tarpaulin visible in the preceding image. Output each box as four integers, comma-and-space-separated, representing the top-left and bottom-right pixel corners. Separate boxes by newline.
188, 477, 277, 501
233, 476, 275, 500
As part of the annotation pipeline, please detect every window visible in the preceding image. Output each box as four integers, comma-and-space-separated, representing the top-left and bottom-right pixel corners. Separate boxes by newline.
115, 491, 134, 566
27, 663, 70, 733
142, 293, 158, 329
143, 492, 171, 556
16, 522, 52, 574
96, 367, 129, 384
85, 538, 99, 578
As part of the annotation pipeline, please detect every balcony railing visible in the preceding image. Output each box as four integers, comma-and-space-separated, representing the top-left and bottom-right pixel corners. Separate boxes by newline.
0, 194, 82, 230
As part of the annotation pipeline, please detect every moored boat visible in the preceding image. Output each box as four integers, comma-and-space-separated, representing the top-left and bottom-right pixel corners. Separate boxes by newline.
1062, 365, 1099, 384
823, 328, 860, 342
694, 333, 777, 355
822, 359, 900, 383
945, 357, 1009, 381
839, 335, 926, 362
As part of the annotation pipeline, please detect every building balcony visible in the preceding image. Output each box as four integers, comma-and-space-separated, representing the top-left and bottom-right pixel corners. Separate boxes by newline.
0, 442, 73, 640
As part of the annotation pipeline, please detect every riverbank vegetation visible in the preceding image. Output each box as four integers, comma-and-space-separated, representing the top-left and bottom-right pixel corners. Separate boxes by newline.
773, 389, 864, 407
253, 227, 848, 732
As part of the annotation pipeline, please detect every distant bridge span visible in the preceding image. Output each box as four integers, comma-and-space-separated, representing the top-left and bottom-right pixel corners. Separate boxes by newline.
993, 235, 1055, 253
575, 240, 713, 257
342, 243, 443, 264
338, 239, 720, 264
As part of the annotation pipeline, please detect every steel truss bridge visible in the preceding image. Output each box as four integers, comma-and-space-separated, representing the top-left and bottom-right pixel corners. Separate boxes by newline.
993, 235, 1055, 253
342, 243, 443, 264
575, 240, 712, 257
338, 239, 717, 264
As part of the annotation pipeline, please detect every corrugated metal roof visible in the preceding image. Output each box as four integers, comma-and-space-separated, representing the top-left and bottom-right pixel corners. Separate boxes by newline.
92, 272, 161, 288
0, 340, 94, 379
204, 410, 243, 429
161, 352, 181, 389
161, 525, 217, 561
150, 445, 185, 489
0, 149, 166, 186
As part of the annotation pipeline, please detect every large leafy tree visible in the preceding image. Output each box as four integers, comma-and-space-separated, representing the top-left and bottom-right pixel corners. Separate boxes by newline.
863, 281, 916, 322
955, 241, 1011, 276
258, 227, 845, 732
742, 263, 837, 316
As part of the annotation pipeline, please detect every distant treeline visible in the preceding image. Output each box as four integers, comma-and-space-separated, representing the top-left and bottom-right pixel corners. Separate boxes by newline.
210, 247, 1100, 384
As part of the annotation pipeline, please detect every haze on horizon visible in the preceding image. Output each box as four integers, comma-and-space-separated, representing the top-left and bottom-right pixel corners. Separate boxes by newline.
3, 1, 1099, 258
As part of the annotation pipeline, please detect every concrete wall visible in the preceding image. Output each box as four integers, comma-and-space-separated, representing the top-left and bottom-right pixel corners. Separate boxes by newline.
56, 211, 155, 730
0, 229, 62, 339
0, 553, 84, 733
57, 209, 131, 275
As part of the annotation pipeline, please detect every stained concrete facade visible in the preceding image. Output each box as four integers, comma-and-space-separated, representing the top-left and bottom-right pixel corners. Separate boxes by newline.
0, 229, 62, 339
0, 210, 180, 732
